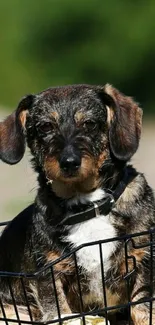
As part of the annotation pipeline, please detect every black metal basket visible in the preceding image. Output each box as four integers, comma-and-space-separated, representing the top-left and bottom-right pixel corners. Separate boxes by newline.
0, 220, 155, 325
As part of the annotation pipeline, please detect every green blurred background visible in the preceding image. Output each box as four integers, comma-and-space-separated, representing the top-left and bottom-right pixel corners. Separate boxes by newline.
1, 0, 155, 112
0, 0, 155, 220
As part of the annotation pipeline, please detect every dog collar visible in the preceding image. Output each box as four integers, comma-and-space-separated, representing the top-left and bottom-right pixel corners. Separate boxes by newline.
62, 170, 129, 226
62, 194, 115, 226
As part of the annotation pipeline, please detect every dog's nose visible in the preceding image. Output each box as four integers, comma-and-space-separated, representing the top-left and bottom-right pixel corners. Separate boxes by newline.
60, 155, 81, 173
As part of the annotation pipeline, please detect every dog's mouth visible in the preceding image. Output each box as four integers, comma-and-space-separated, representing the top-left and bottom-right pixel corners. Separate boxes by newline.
61, 169, 79, 179
43, 154, 106, 198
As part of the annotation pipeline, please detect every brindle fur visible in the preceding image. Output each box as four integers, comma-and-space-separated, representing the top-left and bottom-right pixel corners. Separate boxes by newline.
0, 84, 155, 324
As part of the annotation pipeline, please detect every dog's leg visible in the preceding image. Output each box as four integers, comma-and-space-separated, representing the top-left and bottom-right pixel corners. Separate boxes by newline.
131, 304, 155, 325
42, 278, 72, 323
30, 276, 71, 322
131, 282, 155, 325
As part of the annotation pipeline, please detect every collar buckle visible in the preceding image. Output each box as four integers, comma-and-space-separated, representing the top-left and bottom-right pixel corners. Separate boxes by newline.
93, 194, 115, 218
93, 202, 100, 217
108, 193, 115, 207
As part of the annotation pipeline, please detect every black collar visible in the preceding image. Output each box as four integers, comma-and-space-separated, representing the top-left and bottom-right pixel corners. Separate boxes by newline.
61, 169, 129, 226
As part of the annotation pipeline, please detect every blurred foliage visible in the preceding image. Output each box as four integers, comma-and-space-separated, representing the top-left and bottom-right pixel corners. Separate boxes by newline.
0, 0, 155, 114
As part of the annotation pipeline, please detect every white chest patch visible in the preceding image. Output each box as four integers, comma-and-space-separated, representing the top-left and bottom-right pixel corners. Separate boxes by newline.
64, 189, 117, 300
66, 215, 116, 273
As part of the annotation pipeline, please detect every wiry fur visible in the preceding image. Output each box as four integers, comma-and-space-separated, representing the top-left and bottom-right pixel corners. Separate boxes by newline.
0, 84, 155, 325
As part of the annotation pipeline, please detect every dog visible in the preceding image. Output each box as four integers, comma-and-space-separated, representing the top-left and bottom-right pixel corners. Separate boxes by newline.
0, 84, 155, 325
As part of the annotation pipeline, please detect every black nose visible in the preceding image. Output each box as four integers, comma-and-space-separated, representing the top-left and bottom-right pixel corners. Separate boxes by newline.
60, 155, 81, 174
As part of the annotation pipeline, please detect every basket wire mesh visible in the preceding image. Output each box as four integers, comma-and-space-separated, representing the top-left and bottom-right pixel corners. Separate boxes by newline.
0, 221, 155, 325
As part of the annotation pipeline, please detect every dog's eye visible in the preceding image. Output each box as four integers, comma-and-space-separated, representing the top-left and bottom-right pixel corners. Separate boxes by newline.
39, 123, 53, 134
83, 121, 97, 131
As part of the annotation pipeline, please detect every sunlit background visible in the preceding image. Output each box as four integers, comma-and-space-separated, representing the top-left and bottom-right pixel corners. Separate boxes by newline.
0, 0, 155, 220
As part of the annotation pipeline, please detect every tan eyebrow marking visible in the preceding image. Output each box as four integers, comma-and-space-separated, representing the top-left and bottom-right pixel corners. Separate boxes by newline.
74, 111, 86, 124
51, 111, 59, 122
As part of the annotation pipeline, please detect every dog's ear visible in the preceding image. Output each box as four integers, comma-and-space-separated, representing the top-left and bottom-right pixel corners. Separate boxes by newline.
101, 84, 143, 161
0, 95, 34, 164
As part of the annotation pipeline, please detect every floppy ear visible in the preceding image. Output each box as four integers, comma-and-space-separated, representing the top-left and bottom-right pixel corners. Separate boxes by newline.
0, 95, 34, 164
102, 84, 143, 161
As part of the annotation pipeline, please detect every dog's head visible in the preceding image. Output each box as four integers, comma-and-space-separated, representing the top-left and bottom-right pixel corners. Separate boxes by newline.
0, 85, 142, 194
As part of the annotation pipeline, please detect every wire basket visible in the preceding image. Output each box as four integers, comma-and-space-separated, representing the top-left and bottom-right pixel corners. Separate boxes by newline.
0, 220, 155, 325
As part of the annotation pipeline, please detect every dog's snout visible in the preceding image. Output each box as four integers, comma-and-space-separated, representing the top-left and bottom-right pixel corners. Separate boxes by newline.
60, 154, 81, 174
59, 145, 81, 175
